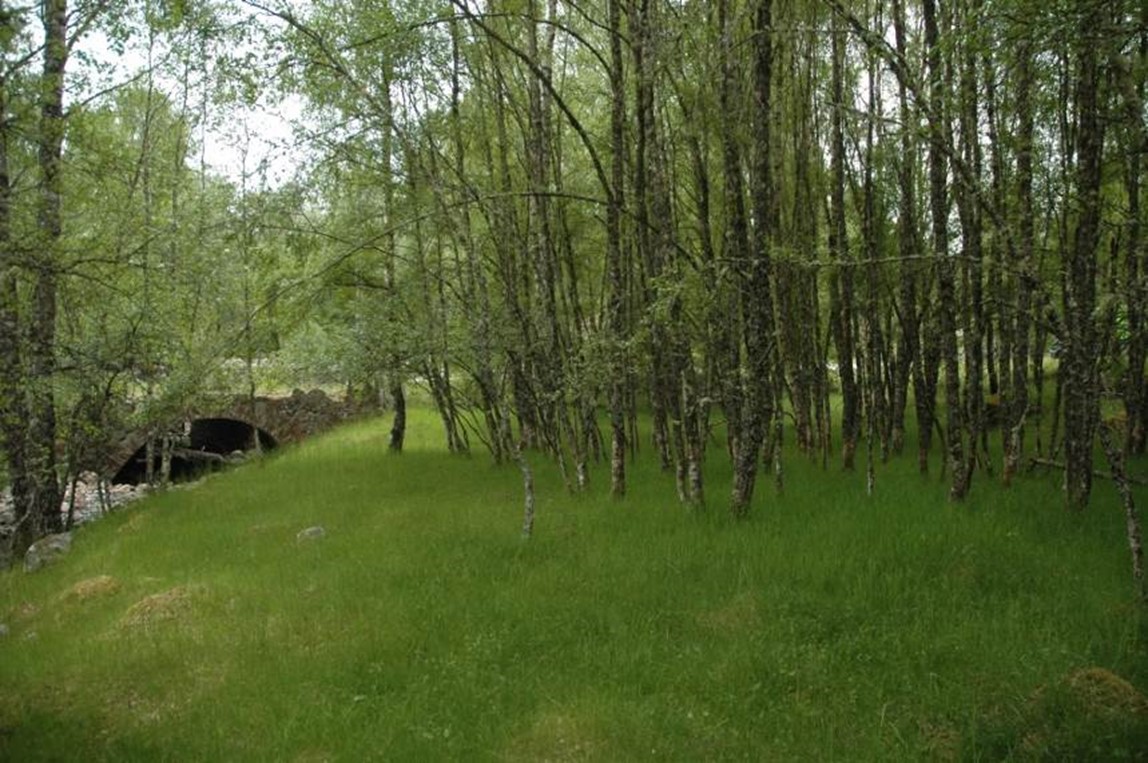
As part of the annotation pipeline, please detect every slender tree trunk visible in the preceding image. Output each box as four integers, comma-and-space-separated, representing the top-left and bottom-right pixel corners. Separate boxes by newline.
0, 60, 31, 557
984, 46, 1002, 427
379, 58, 405, 453
957, 0, 985, 488
486, 49, 539, 451
389, 380, 406, 453
1097, 419, 1147, 600
923, 0, 967, 500
791, 27, 825, 464
1117, 19, 1148, 455
1006, 26, 1036, 485
890, 0, 921, 460
986, 74, 1011, 422
501, 402, 535, 538
607, 0, 627, 498
862, 0, 887, 494
829, 11, 860, 471
1063, 1, 1105, 510
730, 0, 776, 517
631, 0, 666, 472
525, 0, 568, 466
684, 102, 718, 506
983, 26, 1013, 478
450, 16, 503, 461
27, 0, 68, 534
717, 0, 747, 466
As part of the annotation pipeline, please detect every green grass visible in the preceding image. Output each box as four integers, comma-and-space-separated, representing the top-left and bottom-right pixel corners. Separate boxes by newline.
2, 409, 1147, 760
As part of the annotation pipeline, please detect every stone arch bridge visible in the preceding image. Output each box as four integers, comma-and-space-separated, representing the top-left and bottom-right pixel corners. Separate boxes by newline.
106, 389, 357, 484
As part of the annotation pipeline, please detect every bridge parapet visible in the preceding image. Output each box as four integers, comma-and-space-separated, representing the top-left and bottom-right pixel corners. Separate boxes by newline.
105, 389, 358, 483
225, 388, 351, 444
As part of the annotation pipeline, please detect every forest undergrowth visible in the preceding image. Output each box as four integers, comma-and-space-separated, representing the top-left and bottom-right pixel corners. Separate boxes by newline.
1, 408, 1146, 761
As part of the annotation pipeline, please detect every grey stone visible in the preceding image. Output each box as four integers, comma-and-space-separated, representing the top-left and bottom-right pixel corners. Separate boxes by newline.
302, 389, 331, 407
296, 526, 326, 543
24, 532, 73, 572
0, 623, 9, 638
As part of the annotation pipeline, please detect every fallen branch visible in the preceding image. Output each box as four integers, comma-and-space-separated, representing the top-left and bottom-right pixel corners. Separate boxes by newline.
1028, 458, 1148, 487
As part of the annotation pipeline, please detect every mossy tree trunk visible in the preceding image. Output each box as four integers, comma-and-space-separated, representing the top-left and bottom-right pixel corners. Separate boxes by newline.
607, 0, 628, 499
730, 0, 777, 518
1063, 0, 1106, 511
27, 0, 68, 535
890, 0, 922, 462
0, 46, 31, 556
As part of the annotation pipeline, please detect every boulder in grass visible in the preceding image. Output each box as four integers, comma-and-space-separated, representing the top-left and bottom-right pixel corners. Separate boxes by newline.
296, 526, 326, 543
24, 532, 73, 573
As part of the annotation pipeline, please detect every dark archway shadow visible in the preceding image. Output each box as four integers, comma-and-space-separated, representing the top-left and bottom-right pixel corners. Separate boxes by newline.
112, 418, 278, 485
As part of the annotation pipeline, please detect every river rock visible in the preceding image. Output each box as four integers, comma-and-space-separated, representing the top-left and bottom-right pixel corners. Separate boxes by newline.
24, 532, 73, 572
296, 526, 326, 543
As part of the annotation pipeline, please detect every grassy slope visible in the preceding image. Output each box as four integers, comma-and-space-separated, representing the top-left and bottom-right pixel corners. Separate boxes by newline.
1, 410, 1147, 761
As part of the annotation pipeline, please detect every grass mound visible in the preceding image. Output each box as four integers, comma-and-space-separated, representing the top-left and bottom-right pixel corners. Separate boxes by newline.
1008, 667, 1148, 759
1, 409, 1147, 760
120, 586, 204, 629
60, 575, 120, 602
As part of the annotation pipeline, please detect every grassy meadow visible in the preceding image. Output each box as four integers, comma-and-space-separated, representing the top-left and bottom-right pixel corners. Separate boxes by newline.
1, 408, 1147, 760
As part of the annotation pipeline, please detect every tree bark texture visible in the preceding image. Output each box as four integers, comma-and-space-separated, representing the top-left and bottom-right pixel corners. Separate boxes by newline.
27, 0, 68, 535
1063, 1, 1105, 511
730, 0, 776, 518
829, 10, 860, 472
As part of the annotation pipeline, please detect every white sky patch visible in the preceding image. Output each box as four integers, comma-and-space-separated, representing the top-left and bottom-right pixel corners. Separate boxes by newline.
72, 12, 309, 189
203, 94, 309, 187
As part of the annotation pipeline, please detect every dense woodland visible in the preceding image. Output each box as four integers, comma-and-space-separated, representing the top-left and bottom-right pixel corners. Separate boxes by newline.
0, 0, 1144, 570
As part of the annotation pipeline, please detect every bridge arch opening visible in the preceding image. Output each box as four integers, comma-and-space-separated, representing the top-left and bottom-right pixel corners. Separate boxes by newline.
112, 417, 278, 485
